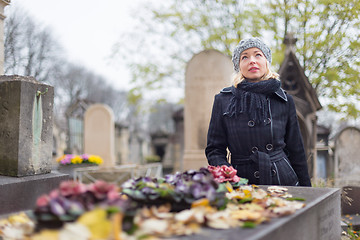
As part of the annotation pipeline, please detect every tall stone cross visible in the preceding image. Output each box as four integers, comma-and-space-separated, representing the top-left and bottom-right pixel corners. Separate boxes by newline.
0, 0, 10, 74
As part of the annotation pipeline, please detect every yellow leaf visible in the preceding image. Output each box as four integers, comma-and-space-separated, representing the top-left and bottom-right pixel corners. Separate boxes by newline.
191, 198, 210, 208
31, 230, 59, 240
112, 213, 123, 240
225, 182, 233, 193
243, 189, 252, 198
77, 208, 112, 239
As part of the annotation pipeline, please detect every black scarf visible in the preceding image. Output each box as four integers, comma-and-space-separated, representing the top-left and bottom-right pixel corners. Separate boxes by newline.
225, 78, 281, 123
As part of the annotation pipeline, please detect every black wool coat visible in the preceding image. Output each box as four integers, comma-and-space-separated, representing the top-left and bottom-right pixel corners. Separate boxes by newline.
205, 86, 311, 186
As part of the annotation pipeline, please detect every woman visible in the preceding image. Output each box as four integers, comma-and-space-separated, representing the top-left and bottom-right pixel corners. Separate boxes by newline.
205, 37, 311, 186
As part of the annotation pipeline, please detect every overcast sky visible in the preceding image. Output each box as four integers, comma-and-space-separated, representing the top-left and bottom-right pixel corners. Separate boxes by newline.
6, 0, 143, 90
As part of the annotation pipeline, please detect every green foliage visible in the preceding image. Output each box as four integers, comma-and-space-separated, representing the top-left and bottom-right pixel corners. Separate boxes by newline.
145, 155, 161, 163
115, 0, 360, 119
343, 224, 360, 240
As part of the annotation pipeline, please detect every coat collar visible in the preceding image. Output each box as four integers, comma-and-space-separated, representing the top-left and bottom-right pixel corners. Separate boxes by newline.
275, 88, 288, 102
222, 86, 288, 102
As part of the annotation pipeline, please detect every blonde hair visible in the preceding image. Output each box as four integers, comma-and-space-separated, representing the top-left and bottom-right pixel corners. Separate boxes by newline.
232, 61, 280, 87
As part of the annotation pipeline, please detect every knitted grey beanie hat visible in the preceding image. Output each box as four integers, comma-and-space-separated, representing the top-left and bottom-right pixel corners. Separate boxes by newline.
232, 37, 272, 73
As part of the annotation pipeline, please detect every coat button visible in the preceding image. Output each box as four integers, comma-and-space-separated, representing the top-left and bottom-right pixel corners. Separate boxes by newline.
254, 171, 260, 178
252, 146, 258, 153
266, 144, 273, 151
248, 120, 255, 127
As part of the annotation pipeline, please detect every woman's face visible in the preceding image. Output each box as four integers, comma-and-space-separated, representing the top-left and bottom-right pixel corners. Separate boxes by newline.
239, 47, 268, 82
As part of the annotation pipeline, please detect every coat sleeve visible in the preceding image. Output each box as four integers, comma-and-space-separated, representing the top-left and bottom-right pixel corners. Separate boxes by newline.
284, 95, 312, 186
205, 94, 231, 166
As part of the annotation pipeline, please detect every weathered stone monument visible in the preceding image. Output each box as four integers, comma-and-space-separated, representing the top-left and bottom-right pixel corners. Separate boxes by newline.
182, 49, 233, 171
0, 76, 68, 214
334, 126, 360, 186
84, 104, 116, 168
0, 76, 53, 176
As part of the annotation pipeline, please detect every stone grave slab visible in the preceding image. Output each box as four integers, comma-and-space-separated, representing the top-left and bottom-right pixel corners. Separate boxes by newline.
176, 186, 341, 240
0, 172, 69, 215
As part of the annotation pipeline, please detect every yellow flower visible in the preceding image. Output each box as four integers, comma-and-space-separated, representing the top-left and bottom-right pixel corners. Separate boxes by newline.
88, 155, 103, 165
71, 155, 83, 164
56, 155, 65, 163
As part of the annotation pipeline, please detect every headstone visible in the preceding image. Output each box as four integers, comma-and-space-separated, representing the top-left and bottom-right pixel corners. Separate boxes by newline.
0, 76, 53, 176
183, 49, 233, 171
77, 104, 163, 186
0, 75, 68, 214
84, 104, 116, 168
334, 126, 360, 186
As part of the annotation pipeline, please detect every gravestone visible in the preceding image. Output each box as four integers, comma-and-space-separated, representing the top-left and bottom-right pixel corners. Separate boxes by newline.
0, 76, 53, 176
84, 104, 116, 168
183, 49, 233, 171
0, 76, 68, 215
334, 126, 360, 187
76, 104, 163, 185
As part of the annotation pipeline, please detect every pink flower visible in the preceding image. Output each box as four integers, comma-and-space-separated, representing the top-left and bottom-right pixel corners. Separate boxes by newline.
216, 175, 227, 183
59, 181, 87, 197
36, 194, 50, 207
49, 189, 60, 199
88, 181, 118, 200
207, 165, 222, 178
107, 189, 120, 201
232, 175, 241, 182
207, 165, 241, 183
220, 165, 237, 178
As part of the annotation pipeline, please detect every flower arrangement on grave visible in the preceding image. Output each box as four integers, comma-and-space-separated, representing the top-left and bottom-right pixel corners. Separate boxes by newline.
0, 168, 307, 239
207, 165, 249, 188
121, 168, 229, 211
56, 154, 103, 166
33, 181, 131, 225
